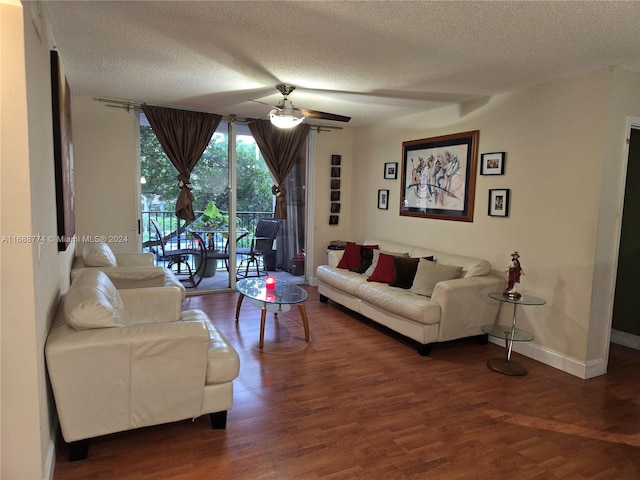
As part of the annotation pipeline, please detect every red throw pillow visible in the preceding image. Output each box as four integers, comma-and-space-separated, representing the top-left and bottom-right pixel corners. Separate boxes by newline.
337, 242, 361, 269
367, 252, 395, 283
337, 242, 379, 270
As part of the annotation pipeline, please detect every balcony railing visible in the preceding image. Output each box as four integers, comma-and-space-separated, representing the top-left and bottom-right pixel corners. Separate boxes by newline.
142, 209, 272, 253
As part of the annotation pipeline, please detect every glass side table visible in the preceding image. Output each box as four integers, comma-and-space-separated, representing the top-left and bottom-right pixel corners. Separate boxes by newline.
482, 292, 546, 376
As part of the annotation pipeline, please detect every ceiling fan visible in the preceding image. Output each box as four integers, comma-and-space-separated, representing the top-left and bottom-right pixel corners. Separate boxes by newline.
252, 84, 351, 128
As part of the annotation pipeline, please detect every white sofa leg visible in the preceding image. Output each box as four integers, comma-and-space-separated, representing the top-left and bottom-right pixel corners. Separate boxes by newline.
417, 343, 432, 356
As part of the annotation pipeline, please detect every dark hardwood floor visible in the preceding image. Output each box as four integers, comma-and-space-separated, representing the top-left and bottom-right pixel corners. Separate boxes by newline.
53, 286, 640, 479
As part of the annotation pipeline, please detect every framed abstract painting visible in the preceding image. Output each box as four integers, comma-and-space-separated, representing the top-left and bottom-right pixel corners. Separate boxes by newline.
400, 130, 479, 222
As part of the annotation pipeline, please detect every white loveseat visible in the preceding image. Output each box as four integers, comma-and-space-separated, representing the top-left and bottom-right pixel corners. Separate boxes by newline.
46, 270, 240, 461
317, 239, 505, 355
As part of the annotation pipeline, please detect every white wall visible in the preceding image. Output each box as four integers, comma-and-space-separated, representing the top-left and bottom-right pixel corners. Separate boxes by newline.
309, 128, 353, 284
72, 96, 140, 253
349, 68, 640, 378
1, 4, 38, 478
1, 1, 72, 478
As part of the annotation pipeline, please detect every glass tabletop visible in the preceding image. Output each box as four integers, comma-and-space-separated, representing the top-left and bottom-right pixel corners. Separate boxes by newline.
236, 277, 308, 305
488, 292, 546, 306
481, 324, 534, 341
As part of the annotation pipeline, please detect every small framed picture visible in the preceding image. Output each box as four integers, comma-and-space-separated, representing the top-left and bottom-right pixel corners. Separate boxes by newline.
331, 179, 341, 190
329, 215, 339, 225
330, 191, 341, 201
378, 189, 389, 210
480, 152, 505, 175
331, 203, 341, 213
488, 189, 510, 217
331, 166, 341, 178
384, 162, 398, 180
331, 154, 341, 166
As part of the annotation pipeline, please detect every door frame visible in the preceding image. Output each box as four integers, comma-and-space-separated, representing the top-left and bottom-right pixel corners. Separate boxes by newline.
610, 116, 640, 352
304, 130, 317, 280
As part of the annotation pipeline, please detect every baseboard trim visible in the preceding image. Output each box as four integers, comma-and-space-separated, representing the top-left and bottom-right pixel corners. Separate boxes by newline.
487, 337, 607, 379
44, 420, 58, 480
610, 329, 640, 350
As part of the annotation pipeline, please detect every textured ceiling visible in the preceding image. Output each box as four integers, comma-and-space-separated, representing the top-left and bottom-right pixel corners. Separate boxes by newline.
43, 1, 640, 127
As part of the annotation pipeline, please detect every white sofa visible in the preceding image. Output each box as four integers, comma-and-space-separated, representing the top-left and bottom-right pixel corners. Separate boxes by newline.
316, 239, 505, 355
46, 270, 240, 461
71, 242, 186, 298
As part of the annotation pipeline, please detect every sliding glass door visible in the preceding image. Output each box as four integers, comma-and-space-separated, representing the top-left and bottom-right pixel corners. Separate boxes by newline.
140, 117, 307, 292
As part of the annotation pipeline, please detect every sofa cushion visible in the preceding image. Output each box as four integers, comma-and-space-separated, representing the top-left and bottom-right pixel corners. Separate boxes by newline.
82, 242, 117, 267
390, 256, 420, 289
410, 259, 463, 297
181, 310, 240, 385
358, 282, 441, 325
64, 270, 129, 329
317, 265, 369, 296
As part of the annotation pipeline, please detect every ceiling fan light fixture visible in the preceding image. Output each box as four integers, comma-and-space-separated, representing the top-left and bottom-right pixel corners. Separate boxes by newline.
269, 110, 305, 128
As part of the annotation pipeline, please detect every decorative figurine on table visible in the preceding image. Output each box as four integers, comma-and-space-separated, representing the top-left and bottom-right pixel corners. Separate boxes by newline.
504, 251, 524, 299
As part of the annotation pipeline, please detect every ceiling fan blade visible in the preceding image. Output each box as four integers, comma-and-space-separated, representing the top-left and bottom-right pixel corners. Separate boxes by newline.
296, 107, 351, 123
249, 99, 281, 111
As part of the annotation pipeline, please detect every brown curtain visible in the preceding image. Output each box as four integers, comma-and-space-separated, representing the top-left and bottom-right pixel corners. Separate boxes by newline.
142, 105, 222, 221
248, 120, 311, 219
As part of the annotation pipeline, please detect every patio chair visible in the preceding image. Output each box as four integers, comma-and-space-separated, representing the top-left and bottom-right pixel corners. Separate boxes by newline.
150, 219, 204, 287
236, 218, 282, 278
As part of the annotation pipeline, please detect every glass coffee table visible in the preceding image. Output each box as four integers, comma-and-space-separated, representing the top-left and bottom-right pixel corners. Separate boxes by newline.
235, 277, 309, 349
482, 292, 546, 376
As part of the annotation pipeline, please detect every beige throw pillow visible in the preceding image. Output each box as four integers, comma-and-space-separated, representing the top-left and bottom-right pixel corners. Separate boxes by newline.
409, 258, 463, 297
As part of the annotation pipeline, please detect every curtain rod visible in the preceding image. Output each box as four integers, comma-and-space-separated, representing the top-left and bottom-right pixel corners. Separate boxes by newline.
93, 97, 342, 132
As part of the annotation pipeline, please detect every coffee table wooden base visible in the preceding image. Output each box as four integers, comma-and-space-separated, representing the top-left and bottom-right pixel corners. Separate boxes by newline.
297, 304, 310, 344
487, 358, 528, 376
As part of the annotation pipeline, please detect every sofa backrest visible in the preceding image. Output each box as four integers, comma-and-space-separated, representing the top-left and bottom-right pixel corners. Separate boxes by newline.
81, 242, 118, 267
363, 238, 491, 278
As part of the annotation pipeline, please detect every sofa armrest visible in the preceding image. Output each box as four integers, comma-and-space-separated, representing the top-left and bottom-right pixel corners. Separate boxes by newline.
118, 287, 183, 324
327, 249, 345, 268
114, 253, 155, 267
430, 274, 505, 342
45, 317, 210, 442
